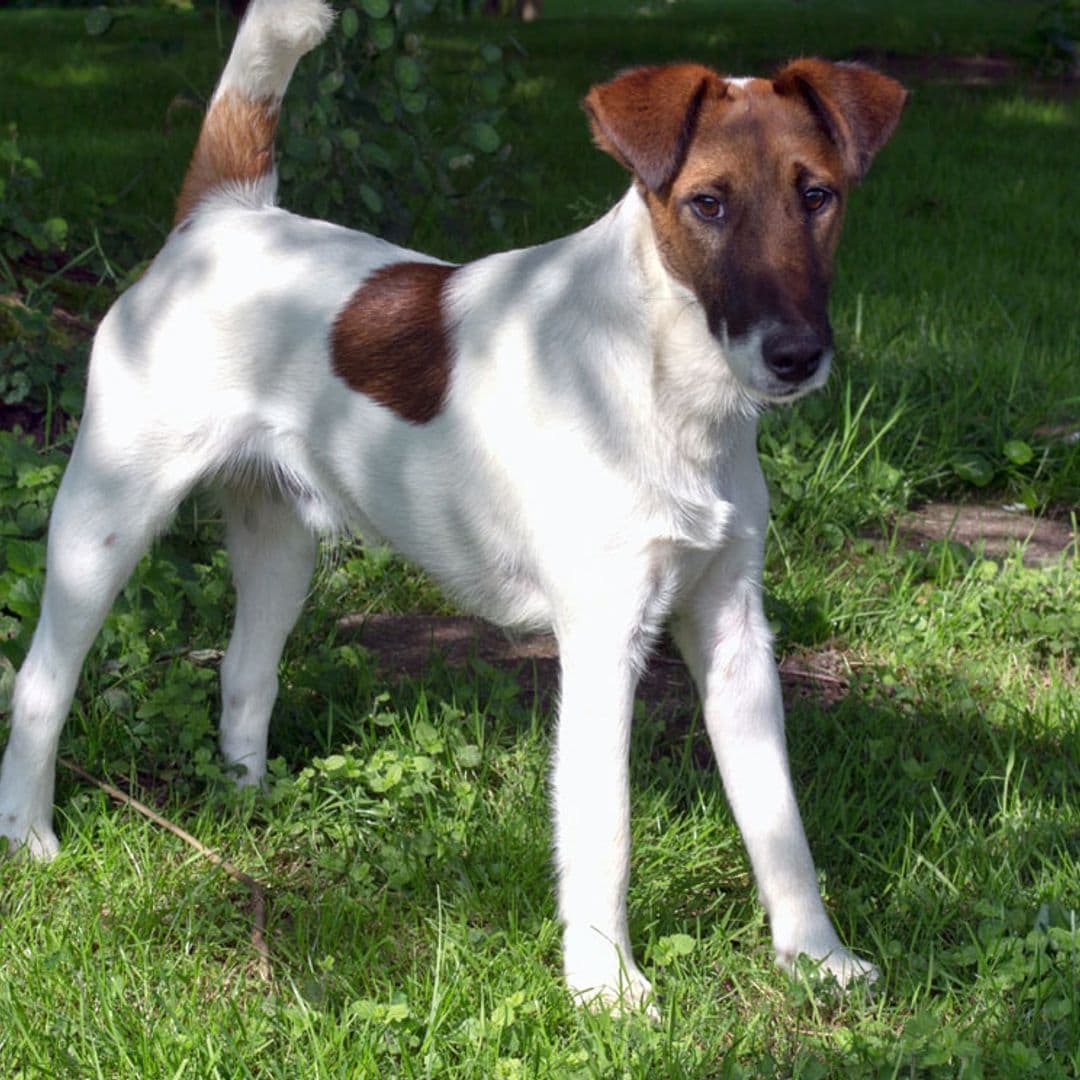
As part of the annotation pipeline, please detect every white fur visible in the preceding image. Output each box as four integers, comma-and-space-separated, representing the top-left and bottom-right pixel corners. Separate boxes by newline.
0, 0, 876, 1012
215, 0, 334, 104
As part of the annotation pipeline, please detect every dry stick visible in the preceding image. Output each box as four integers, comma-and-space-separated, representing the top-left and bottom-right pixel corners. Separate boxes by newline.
58, 756, 272, 981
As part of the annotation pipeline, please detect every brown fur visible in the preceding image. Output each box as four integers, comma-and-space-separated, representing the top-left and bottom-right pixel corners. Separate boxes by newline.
773, 59, 908, 181
583, 64, 723, 194
330, 262, 459, 424
174, 92, 280, 227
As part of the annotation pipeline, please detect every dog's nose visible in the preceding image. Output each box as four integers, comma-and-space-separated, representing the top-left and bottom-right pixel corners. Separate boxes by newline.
762, 329, 828, 384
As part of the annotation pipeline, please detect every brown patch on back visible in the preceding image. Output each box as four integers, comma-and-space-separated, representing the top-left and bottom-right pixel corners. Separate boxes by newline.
331, 262, 458, 424
174, 91, 280, 227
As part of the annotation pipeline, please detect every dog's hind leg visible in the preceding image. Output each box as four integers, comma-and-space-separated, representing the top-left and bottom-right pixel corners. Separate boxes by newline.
0, 437, 193, 858
218, 492, 316, 786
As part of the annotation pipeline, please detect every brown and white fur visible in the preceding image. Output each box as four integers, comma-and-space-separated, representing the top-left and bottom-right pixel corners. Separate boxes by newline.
0, 0, 906, 1013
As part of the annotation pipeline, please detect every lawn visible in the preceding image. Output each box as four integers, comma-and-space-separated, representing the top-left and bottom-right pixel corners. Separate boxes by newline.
1, 1, 1077, 1076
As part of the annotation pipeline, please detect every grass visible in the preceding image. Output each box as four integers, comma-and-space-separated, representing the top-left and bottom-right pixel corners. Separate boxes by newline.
1, 1, 1078, 1076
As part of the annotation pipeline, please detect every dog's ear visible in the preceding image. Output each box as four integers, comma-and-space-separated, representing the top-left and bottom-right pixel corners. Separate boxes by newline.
583, 64, 720, 193
773, 59, 907, 182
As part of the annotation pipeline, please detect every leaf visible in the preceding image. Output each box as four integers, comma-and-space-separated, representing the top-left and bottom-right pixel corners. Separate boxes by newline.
455, 744, 482, 769
951, 453, 994, 487
319, 70, 345, 97
4, 539, 44, 576
665, 932, 696, 957
820, 522, 845, 551
39, 215, 69, 245
413, 719, 443, 753
478, 74, 506, 106
394, 56, 422, 91
84, 6, 114, 37
376, 92, 397, 124
285, 133, 319, 163
467, 122, 501, 154
360, 0, 392, 18
370, 20, 395, 50
653, 932, 697, 965
3, 576, 39, 620
384, 1000, 410, 1023
358, 184, 383, 214
400, 91, 427, 116
340, 6, 360, 39
361, 143, 394, 170
1002, 439, 1034, 466
15, 463, 61, 490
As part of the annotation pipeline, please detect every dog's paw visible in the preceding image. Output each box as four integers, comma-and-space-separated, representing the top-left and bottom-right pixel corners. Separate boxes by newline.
229, 765, 267, 790
816, 947, 880, 988
563, 927, 660, 1018
566, 965, 659, 1020
1, 819, 60, 861
777, 944, 879, 990
772, 911, 879, 991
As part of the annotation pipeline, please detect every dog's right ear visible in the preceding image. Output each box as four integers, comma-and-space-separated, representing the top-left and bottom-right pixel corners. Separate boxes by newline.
583, 64, 720, 194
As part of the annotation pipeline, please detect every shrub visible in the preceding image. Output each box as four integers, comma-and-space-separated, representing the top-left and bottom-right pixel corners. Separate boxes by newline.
280, 0, 526, 256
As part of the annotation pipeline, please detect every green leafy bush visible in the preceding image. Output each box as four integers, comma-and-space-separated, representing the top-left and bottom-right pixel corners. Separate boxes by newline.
280, 1, 526, 255
0, 125, 93, 430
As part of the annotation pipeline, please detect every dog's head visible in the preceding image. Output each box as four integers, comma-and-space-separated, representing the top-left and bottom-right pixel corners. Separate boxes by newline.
584, 60, 906, 404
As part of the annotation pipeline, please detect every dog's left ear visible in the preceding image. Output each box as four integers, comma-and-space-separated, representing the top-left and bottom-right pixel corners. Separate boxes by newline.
773, 59, 908, 182
583, 64, 721, 193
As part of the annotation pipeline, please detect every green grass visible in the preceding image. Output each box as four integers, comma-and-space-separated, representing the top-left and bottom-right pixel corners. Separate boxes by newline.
1, 2, 1078, 1076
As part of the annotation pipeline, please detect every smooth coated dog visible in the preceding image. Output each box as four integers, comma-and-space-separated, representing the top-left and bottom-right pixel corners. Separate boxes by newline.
0, 0, 905, 1011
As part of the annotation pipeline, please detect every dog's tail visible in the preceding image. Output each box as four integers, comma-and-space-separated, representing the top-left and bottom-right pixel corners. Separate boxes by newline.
174, 0, 334, 227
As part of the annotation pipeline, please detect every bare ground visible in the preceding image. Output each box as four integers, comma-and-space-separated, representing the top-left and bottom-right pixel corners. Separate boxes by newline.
894, 502, 1076, 566
336, 612, 858, 713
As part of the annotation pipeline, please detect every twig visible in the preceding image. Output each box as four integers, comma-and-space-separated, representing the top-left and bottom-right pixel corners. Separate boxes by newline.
779, 663, 849, 688
58, 756, 272, 981
50, 306, 96, 337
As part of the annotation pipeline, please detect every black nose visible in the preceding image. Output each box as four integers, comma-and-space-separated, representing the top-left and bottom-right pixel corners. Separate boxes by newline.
762, 328, 829, 384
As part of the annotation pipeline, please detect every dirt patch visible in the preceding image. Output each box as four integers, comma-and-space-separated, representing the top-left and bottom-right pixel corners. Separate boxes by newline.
895, 502, 1076, 566
337, 613, 854, 712
338, 612, 648, 711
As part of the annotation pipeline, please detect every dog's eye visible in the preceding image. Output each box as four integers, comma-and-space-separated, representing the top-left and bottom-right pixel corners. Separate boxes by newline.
691, 194, 725, 222
802, 187, 832, 213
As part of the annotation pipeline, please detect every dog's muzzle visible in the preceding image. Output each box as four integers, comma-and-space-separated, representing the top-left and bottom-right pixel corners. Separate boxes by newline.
761, 326, 831, 386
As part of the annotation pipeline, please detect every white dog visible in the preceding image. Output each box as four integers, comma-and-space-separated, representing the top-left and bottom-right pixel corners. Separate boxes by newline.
0, 0, 905, 1011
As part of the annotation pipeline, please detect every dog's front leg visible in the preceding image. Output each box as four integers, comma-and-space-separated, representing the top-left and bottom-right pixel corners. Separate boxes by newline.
553, 627, 654, 1014
673, 544, 878, 986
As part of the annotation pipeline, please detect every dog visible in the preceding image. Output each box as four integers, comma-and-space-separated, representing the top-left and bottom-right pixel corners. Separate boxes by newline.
0, 0, 905, 1012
